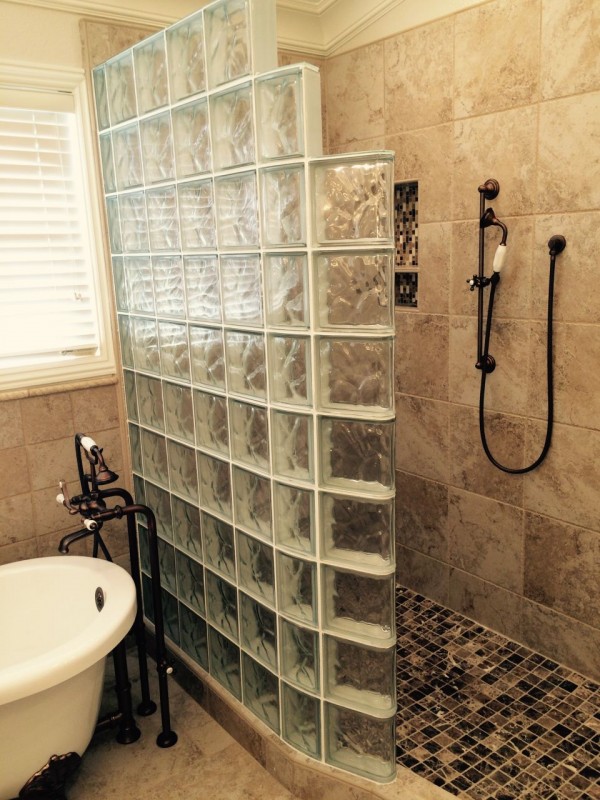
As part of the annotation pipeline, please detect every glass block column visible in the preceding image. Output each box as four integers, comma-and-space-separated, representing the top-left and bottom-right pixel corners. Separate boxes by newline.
93, 0, 396, 783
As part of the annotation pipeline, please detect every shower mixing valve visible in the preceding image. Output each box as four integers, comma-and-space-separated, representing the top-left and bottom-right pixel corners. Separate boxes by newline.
467, 275, 491, 291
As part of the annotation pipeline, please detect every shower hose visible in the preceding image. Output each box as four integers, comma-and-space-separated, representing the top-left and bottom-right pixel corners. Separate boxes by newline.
479, 252, 557, 474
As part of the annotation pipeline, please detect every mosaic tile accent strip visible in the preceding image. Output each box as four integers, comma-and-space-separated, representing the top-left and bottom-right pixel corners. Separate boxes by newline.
396, 587, 600, 800
394, 181, 418, 269
395, 271, 418, 307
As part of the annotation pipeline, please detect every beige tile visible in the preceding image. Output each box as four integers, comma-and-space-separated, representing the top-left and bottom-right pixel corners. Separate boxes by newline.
524, 419, 600, 531
0, 492, 34, 546
448, 403, 524, 505
448, 568, 522, 641
386, 124, 453, 223
0, 400, 24, 449
31, 485, 82, 537
20, 391, 74, 444
207, 689, 267, 767
394, 312, 449, 400
71, 384, 121, 433
0, 536, 38, 565
540, 0, 600, 100
0, 446, 30, 500
395, 471, 449, 560
397, 545, 449, 606
522, 599, 600, 681
532, 212, 600, 322
384, 17, 453, 135
453, 106, 538, 220
449, 316, 531, 415
26, 435, 80, 491
395, 394, 449, 484
325, 42, 384, 149
537, 92, 600, 214
327, 135, 385, 155
454, 0, 540, 118
524, 511, 600, 626
448, 489, 523, 593
418, 222, 451, 315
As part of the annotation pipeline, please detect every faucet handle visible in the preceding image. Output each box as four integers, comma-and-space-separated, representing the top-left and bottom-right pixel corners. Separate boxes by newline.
57, 480, 79, 515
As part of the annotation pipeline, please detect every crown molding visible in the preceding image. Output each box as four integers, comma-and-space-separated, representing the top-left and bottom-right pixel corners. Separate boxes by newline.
1, 0, 180, 27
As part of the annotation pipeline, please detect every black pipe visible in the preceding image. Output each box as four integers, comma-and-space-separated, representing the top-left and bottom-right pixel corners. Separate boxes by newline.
112, 640, 141, 744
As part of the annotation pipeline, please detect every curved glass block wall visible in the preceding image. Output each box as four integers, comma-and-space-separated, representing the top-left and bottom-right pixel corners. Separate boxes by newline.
93, 0, 396, 782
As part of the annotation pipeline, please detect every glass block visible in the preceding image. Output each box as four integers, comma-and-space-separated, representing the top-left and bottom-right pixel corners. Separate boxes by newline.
239, 592, 277, 670
172, 99, 211, 178
157, 536, 177, 594
321, 493, 394, 569
211, 84, 254, 170
163, 589, 180, 646
194, 390, 229, 455
144, 481, 172, 540
257, 71, 303, 160
133, 474, 145, 504
215, 173, 259, 249
92, 66, 109, 130
261, 166, 305, 246
229, 400, 269, 470
282, 684, 321, 758
205, 570, 238, 640
184, 256, 220, 322
316, 251, 393, 329
166, 13, 206, 102
179, 603, 208, 669
178, 180, 216, 251
112, 256, 128, 312
124, 256, 154, 315
268, 335, 310, 406
208, 625, 241, 699
140, 428, 169, 487
146, 186, 180, 251
128, 423, 142, 473
221, 255, 262, 326
325, 704, 396, 782
205, 0, 250, 89
202, 512, 235, 580
112, 123, 143, 191
280, 619, 319, 691
277, 552, 316, 625
321, 418, 395, 492
163, 382, 194, 442
233, 467, 272, 539
123, 369, 138, 421
190, 326, 225, 389
273, 483, 314, 555
136, 373, 164, 430
271, 410, 313, 482
167, 439, 198, 501
106, 196, 122, 254
176, 550, 205, 615
105, 51, 136, 124
118, 315, 134, 368
322, 567, 395, 642
172, 495, 202, 558
99, 132, 115, 193
133, 33, 168, 115
324, 636, 395, 714
313, 156, 393, 244
225, 331, 266, 399
318, 338, 393, 413
158, 321, 190, 382
236, 530, 274, 605
264, 253, 308, 328
198, 452, 232, 519
138, 524, 150, 574
132, 317, 160, 374
242, 654, 279, 733
152, 255, 185, 318
119, 192, 148, 253
139, 111, 175, 184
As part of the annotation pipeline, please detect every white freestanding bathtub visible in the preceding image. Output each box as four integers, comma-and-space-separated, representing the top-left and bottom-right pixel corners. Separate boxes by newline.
0, 556, 136, 800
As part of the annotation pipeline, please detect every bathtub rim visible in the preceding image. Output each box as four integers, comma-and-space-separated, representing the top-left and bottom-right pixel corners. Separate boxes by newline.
0, 556, 136, 706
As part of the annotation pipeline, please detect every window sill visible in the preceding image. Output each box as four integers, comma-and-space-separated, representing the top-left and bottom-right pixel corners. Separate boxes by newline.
0, 373, 118, 403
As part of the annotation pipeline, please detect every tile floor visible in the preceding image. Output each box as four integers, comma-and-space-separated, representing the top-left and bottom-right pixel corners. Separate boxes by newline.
395, 588, 600, 800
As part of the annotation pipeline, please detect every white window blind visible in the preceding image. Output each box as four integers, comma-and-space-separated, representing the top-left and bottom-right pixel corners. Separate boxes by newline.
0, 101, 100, 367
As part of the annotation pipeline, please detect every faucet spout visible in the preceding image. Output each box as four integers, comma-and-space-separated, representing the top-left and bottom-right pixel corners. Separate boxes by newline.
58, 523, 97, 554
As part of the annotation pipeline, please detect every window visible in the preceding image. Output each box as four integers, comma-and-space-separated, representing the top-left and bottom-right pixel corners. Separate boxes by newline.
0, 66, 114, 390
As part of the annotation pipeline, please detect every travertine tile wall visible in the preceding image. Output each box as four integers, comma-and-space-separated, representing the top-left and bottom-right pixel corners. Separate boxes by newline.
323, 0, 600, 680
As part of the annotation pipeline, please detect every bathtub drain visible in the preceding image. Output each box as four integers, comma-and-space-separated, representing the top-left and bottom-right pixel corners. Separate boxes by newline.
95, 587, 104, 612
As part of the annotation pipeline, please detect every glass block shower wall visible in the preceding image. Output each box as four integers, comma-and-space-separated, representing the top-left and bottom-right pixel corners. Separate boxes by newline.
92, 0, 396, 782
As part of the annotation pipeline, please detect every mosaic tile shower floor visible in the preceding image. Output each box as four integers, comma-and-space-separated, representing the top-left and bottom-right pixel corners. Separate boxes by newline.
395, 588, 600, 800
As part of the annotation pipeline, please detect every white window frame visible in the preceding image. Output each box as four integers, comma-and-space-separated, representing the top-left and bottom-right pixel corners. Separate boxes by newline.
0, 61, 115, 391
